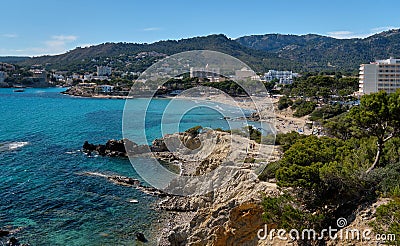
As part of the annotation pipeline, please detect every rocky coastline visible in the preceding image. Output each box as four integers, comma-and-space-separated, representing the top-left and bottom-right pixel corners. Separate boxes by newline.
82, 128, 282, 245
0, 229, 30, 246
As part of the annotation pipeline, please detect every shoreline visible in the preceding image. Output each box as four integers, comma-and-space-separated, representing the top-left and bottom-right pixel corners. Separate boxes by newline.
63, 89, 311, 135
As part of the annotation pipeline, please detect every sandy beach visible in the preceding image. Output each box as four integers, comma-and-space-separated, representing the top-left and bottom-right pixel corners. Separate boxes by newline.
176, 93, 312, 135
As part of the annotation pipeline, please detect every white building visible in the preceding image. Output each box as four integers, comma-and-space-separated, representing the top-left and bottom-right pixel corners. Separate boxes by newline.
83, 74, 93, 81
264, 70, 298, 85
190, 67, 220, 82
97, 66, 112, 76
96, 85, 114, 93
359, 58, 400, 94
53, 74, 65, 82
72, 74, 81, 80
235, 67, 256, 79
92, 76, 110, 81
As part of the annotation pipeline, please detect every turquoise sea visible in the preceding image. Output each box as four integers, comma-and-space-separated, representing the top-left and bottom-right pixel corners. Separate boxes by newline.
0, 88, 251, 245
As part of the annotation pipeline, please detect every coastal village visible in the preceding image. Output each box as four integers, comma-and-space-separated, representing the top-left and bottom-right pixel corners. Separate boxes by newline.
2, 0, 400, 244
1, 53, 388, 139
2, 51, 400, 245
0, 60, 299, 97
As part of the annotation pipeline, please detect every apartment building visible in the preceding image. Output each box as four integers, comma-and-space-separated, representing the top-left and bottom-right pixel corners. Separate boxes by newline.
264, 70, 298, 85
359, 58, 400, 94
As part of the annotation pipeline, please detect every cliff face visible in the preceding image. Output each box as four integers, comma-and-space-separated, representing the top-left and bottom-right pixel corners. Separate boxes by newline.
164, 170, 280, 245
149, 128, 282, 245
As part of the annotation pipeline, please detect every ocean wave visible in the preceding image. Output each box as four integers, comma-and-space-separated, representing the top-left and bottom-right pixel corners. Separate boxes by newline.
0, 141, 29, 152
65, 150, 81, 155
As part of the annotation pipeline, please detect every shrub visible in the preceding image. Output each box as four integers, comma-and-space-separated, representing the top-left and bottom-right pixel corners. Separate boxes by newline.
278, 96, 293, 110
258, 161, 281, 181
244, 157, 255, 163
185, 125, 202, 138
293, 100, 317, 117
370, 198, 400, 245
309, 103, 346, 121
262, 194, 325, 232
275, 131, 306, 151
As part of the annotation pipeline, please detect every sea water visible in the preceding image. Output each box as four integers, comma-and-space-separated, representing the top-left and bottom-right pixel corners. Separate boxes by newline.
0, 88, 252, 245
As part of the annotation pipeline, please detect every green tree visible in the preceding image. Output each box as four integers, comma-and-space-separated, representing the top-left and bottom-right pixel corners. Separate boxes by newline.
263, 80, 276, 93
277, 96, 292, 110
349, 90, 400, 173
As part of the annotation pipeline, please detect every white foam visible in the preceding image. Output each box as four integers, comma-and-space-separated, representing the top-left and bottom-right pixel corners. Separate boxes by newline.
7, 141, 29, 150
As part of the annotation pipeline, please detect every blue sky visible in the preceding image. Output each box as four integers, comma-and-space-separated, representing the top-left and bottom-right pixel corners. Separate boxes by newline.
0, 0, 399, 56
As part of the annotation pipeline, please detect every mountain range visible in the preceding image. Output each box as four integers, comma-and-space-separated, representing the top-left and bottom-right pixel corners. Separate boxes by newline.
6, 29, 400, 74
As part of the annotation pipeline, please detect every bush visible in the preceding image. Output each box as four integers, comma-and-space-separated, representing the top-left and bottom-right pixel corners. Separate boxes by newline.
370, 198, 400, 245
278, 96, 293, 110
371, 161, 400, 197
185, 125, 202, 138
261, 134, 275, 145
247, 126, 262, 144
244, 157, 255, 163
258, 161, 281, 181
275, 131, 306, 151
214, 128, 231, 133
309, 103, 346, 121
262, 194, 325, 232
293, 100, 317, 117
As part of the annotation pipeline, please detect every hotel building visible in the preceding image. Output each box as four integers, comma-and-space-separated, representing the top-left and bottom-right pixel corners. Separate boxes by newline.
359, 58, 400, 94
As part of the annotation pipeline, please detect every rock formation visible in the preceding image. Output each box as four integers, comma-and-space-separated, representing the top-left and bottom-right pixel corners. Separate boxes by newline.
82, 139, 149, 157
158, 169, 280, 245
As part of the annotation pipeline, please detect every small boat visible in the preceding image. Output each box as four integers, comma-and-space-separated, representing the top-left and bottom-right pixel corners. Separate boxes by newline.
13, 89, 25, 92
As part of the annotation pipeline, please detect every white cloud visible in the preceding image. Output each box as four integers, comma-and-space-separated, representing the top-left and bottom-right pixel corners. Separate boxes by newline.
327, 26, 399, 39
326, 31, 359, 39
39, 35, 78, 55
52, 35, 78, 41
371, 26, 398, 33
143, 27, 161, 31
0, 35, 79, 56
2, 33, 18, 38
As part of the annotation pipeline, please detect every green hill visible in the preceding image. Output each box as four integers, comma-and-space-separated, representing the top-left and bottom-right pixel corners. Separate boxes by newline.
12, 29, 400, 74
0, 56, 30, 63
19, 34, 298, 73
236, 29, 400, 72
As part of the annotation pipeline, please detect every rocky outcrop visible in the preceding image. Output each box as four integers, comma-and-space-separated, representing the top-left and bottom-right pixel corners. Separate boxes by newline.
325, 198, 392, 246
136, 232, 148, 242
107, 175, 140, 186
83, 140, 126, 157
158, 194, 213, 212
82, 139, 149, 157
152, 138, 169, 152
0, 229, 9, 237
247, 112, 260, 121
83, 131, 281, 245
80, 172, 167, 197
160, 170, 280, 245
62, 87, 93, 97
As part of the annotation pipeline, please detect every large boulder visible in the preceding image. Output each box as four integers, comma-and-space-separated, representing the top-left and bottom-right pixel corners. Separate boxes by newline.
135, 232, 147, 242
8, 237, 20, 246
0, 230, 9, 237
105, 139, 126, 153
82, 141, 96, 151
151, 138, 168, 152
83, 139, 135, 157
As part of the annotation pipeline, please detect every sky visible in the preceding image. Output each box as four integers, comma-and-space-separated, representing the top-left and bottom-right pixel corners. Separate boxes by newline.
0, 0, 399, 56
